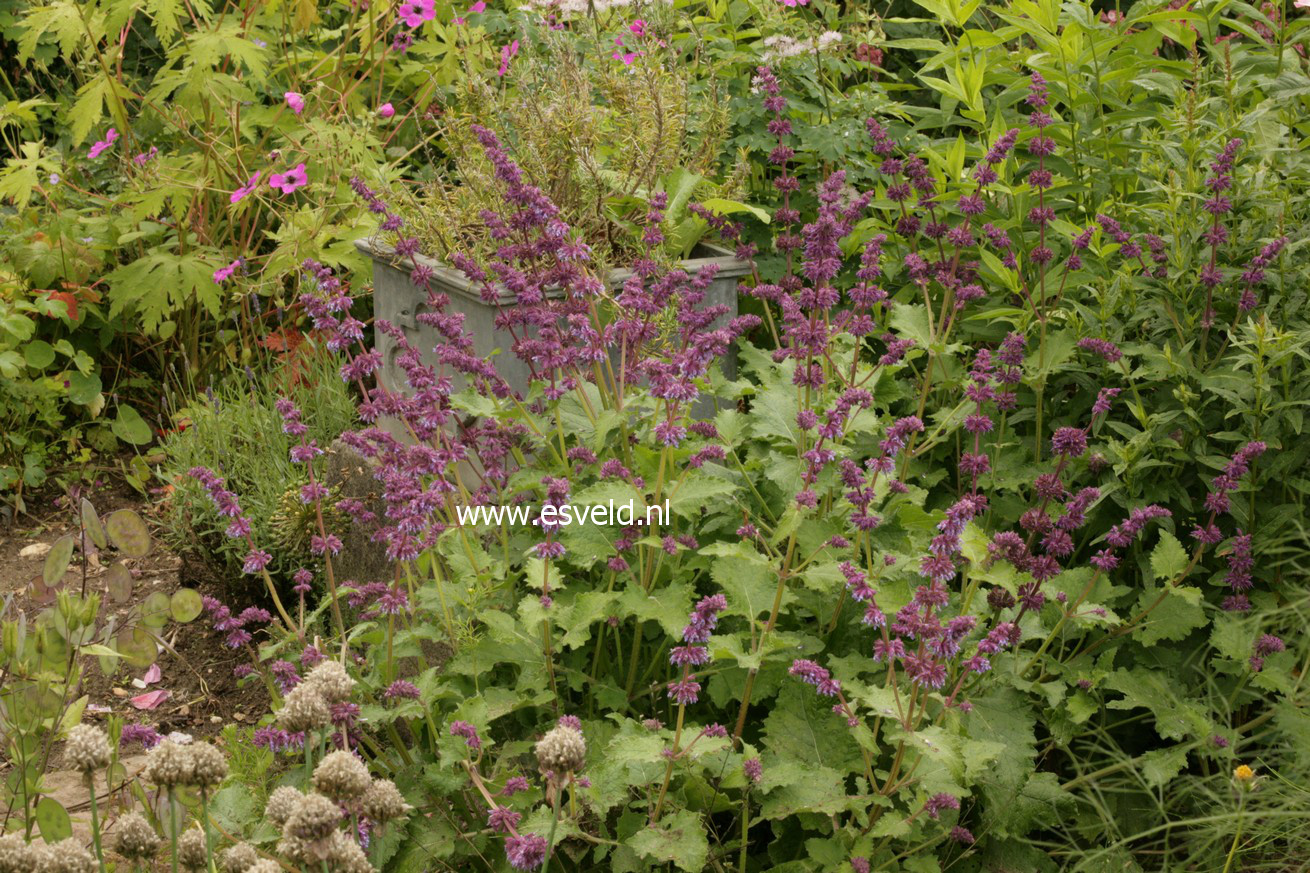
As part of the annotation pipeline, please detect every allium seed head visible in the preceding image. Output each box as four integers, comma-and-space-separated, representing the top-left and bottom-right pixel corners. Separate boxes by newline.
189, 742, 229, 789
313, 751, 372, 802
362, 779, 412, 823
65, 724, 111, 773
264, 786, 304, 828
534, 724, 587, 774
177, 829, 208, 872
220, 843, 258, 873
142, 740, 195, 788
112, 812, 161, 862
303, 660, 356, 703
277, 684, 331, 733
284, 792, 342, 841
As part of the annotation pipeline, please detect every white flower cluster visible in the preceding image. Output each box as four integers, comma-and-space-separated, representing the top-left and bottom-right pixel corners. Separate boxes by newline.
761, 31, 843, 63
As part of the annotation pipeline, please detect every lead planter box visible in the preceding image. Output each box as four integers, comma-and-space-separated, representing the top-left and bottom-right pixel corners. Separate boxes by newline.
356, 238, 751, 403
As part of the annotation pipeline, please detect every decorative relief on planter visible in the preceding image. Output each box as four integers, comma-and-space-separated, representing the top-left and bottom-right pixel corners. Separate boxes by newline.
356, 239, 752, 401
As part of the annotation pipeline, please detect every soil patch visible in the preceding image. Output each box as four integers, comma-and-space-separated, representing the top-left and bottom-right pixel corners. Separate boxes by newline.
0, 476, 269, 756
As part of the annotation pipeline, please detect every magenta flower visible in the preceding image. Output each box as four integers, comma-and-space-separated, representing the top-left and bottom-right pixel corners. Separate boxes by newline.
269, 163, 308, 194
399, 0, 436, 27
469, 0, 486, 10
212, 259, 241, 284
497, 39, 519, 76
378, 102, 395, 119
612, 37, 640, 65
284, 91, 305, 115
230, 171, 262, 204
505, 833, 547, 870
88, 128, 118, 158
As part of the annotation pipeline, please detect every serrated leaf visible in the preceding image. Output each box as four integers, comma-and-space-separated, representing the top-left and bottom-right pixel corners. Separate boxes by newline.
627, 810, 708, 872
1149, 530, 1189, 582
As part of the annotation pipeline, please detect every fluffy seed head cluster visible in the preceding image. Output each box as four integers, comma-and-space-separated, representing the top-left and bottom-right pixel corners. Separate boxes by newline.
111, 812, 162, 862
284, 792, 342, 841
277, 683, 331, 733
177, 829, 208, 872
142, 739, 194, 788
303, 660, 356, 703
220, 843, 258, 873
264, 785, 305, 828
65, 724, 111, 773
0, 835, 36, 873
362, 779, 412, 823
313, 751, 372, 802
189, 742, 230, 789
535, 723, 586, 774
246, 862, 282, 873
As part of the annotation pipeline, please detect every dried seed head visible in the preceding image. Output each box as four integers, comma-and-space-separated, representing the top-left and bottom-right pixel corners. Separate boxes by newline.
264, 786, 304, 828
220, 842, 258, 873
176, 829, 207, 872
361, 779, 411, 824
312, 751, 372, 802
275, 834, 310, 867
189, 743, 229, 789
322, 831, 371, 873
112, 812, 161, 862
303, 660, 355, 703
142, 740, 195, 788
65, 724, 111, 773
0, 834, 36, 873
534, 724, 586, 774
277, 684, 330, 733
284, 792, 341, 841
247, 862, 282, 873
48, 838, 96, 873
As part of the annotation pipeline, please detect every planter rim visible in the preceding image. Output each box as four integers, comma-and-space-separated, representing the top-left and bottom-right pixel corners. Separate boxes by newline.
355, 237, 751, 305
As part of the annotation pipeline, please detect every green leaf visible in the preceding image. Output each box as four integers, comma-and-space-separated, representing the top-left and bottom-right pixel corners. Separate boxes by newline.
43, 534, 75, 586
1135, 585, 1206, 647
1149, 530, 1189, 582
889, 303, 933, 348
66, 371, 102, 406
23, 340, 55, 369
35, 797, 71, 842
627, 810, 708, 872
697, 197, 771, 224
668, 473, 739, 518
112, 404, 154, 445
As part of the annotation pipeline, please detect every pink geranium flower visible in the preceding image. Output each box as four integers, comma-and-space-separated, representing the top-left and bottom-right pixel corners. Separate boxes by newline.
497, 40, 519, 76
378, 102, 395, 119
399, 0, 436, 27
213, 259, 242, 284
284, 91, 305, 115
612, 36, 641, 65
469, 1, 486, 11
269, 163, 308, 194
231, 171, 262, 204
630, 19, 647, 36
778, 0, 810, 5
88, 128, 118, 159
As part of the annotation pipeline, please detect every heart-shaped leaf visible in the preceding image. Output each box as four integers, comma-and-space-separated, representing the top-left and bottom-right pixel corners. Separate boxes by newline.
43, 535, 75, 587
105, 509, 152, 558
170, 588, 203, 623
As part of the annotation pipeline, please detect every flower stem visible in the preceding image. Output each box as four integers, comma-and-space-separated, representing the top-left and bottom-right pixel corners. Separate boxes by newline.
86, 775, 106, 873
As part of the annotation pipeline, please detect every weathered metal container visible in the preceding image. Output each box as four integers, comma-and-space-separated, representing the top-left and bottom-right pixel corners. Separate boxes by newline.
355, 238, 752, 401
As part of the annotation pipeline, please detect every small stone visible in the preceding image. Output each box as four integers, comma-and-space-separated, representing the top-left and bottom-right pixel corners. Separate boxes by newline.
19, 542, 52, 559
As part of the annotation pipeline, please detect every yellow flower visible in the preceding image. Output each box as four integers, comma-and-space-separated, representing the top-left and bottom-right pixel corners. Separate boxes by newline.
1233, 764, 1255, 783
